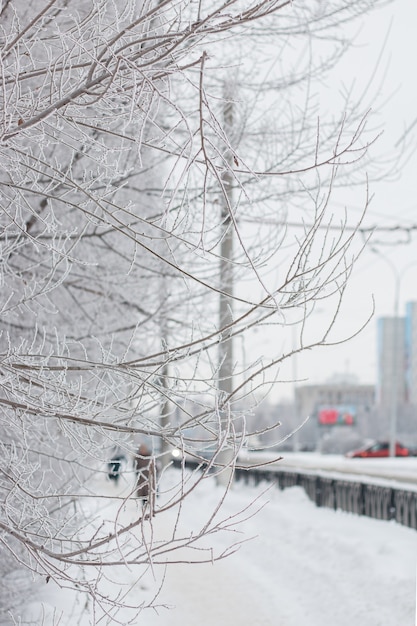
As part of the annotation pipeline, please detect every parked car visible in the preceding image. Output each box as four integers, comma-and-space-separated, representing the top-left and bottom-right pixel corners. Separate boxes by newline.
345, 441, 417, 458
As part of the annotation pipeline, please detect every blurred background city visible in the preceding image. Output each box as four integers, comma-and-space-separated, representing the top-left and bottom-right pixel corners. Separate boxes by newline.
249, 301, 417, 454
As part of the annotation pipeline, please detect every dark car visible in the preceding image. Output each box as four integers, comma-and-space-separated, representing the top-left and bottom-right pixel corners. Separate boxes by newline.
345, 441, 417, 458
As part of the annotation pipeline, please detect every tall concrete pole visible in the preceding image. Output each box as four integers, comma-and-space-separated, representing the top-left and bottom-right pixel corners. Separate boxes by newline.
386, 261, 417, 456
216, 90, 235, 486
371, 248, 400, 458
389, 277, 400, 458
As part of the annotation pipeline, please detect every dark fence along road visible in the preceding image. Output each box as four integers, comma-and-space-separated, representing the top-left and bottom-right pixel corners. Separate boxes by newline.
234, 467, 417, 530
173, 457, 417, 530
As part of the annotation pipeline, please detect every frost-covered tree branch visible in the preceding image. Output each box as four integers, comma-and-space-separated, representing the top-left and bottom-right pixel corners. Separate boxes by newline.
0, 0, 393, 621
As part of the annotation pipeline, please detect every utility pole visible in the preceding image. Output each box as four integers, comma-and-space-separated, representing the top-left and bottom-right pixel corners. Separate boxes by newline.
386, 261, 417, 456
373, 251, 400, 458
158, 275, 173, 470
389, 275, 400, 458
371, 248, 405, 458
216, 88, 235, 486
292, 324, 301, 452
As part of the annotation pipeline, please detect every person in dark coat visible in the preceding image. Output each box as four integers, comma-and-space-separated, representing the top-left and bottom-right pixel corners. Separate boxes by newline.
107, 449, 127, 485
134, 444, 157, 513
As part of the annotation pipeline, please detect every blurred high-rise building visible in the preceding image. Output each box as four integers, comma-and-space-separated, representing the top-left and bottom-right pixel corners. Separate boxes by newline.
376, 316, 407, 408
376, 302, 417, 410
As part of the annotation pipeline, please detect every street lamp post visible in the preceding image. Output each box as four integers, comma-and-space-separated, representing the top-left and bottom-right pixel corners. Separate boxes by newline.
389, 264, 400, 459
372, 249, 417, 457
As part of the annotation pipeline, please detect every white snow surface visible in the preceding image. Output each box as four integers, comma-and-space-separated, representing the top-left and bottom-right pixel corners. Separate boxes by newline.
20, 464, 417, 626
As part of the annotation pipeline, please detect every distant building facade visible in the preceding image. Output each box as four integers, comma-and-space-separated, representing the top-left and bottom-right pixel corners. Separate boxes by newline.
296, 383, 375, 421
294, 382, 375, 448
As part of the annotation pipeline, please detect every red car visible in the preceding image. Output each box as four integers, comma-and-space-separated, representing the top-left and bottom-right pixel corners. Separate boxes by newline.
345, 441, 417, 458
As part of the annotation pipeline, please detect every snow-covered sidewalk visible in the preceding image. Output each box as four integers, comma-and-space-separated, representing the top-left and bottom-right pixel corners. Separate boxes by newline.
145, 483, 417, 626
20, 473, 417, 625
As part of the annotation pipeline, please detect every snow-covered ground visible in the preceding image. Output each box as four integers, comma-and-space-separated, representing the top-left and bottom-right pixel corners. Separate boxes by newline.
19, 464, 417, 626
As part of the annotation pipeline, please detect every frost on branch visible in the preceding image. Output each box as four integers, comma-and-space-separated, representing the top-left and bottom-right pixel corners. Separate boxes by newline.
0, 0, 390, 620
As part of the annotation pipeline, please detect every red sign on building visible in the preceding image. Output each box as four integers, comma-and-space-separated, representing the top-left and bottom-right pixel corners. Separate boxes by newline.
318, 405, 356, 426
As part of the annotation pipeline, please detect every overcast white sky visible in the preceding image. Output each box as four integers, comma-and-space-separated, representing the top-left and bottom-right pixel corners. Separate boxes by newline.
258, 0, 417, 402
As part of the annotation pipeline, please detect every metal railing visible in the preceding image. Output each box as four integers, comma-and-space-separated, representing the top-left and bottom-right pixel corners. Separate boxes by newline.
173, 458, 417, 530
234, 466, 417, 530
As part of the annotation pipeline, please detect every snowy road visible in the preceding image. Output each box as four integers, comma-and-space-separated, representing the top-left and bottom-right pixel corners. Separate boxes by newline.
239, 451, 417, 487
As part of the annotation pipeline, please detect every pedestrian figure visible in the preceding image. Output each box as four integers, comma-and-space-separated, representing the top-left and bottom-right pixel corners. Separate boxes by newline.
134, 444, 157, 514
107, 449, 126, 485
